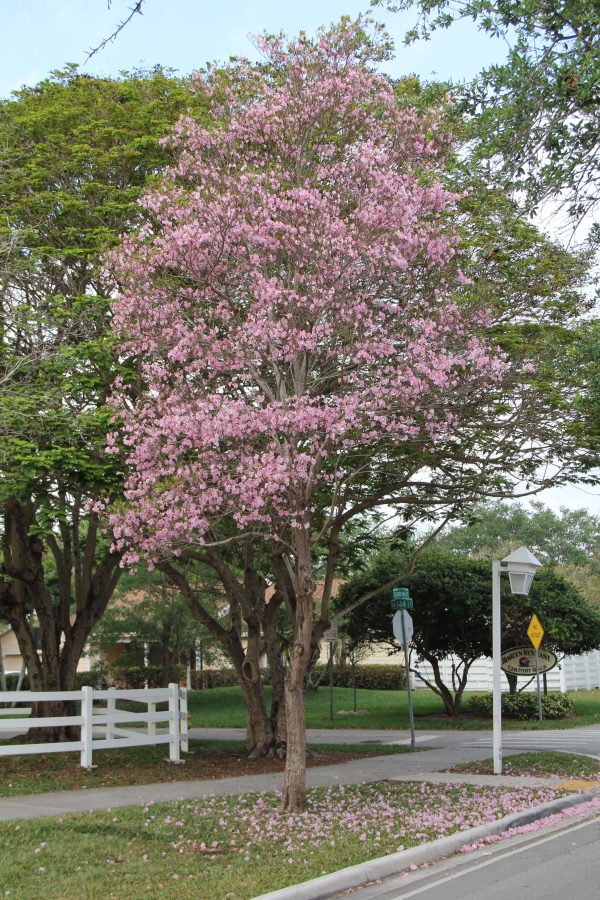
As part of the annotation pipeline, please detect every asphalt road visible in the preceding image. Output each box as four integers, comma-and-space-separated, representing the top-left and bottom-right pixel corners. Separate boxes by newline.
188, 724, 600, 758
456, 728, 600, 758
340, 810, 600, 899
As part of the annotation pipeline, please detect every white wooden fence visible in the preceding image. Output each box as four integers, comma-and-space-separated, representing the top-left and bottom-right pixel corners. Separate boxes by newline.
0, 684, 188, 768
413, 650, 600, 693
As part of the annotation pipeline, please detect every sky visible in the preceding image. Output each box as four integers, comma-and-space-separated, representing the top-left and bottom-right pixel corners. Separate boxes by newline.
0, 0, 508, 98
1, 0, 598, 517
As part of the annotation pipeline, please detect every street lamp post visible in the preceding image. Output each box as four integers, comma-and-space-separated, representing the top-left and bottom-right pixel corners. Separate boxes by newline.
492, 546, 542, 775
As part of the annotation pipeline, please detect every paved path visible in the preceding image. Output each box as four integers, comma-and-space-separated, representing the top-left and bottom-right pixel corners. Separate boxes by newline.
459, 728, 600, 756
191, 724, 600, 757
190, 726, 459, 744
1, 723, 598, 823
0, 737, 569, 822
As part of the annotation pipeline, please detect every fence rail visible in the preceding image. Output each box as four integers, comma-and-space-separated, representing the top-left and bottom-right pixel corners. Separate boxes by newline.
0, 684, 188, 767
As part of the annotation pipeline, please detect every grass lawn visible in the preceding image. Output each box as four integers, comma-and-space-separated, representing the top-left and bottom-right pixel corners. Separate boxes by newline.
448, 751, 600, 780
187, 686, 600, 730
0, 780, 561, 899
0, 740, 407, 798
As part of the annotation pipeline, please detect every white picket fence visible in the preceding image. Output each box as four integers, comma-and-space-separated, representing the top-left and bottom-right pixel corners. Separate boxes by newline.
0, 684, 188, 768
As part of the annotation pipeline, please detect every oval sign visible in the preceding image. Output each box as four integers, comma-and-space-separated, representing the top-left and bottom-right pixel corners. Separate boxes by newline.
501, 646, 557, 677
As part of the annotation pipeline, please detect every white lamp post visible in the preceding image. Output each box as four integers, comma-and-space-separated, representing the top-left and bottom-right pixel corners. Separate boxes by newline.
492, 546, 542, 775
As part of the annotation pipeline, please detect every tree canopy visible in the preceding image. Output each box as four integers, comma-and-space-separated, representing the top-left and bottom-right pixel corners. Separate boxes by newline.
379, 0, 600, 234
0, 66, 203, 717
105, 18, 595, 809
435, 500, 600, 609
340, 546, 600, 715
436, 500, 600, 566
93, 583, 207, 687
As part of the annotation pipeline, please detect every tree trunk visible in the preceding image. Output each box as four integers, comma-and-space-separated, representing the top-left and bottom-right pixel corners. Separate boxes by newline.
280, 527, 314, 813
1, 497, 120, 743
29, 698, 79, 742
160, 555, 286, 760
240, 672, 274, 757
27, 634, 87, 741
263, 593, 287, 757
161, 642, 175, 687
0, 641, 7, 692
415, 653, 474, 718
303, 640, 324, 692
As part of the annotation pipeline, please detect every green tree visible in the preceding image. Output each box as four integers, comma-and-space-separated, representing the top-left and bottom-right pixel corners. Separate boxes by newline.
436, 500, 600, 611
437, 501, 600, 566
340, 547, 600, 715
379, 0, 600, 232
142, 48, 591, 766
565, 319, 600, 456
92, 583, 208, 687
0, 67, 203, 735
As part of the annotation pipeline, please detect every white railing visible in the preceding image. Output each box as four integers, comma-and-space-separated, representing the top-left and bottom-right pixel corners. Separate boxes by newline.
0, 684, 188, 767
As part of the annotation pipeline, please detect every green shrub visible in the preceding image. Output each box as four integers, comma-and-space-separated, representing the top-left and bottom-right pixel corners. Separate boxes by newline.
2, 671, 107, 692
467, 691, 574, 720
2, 673, 30, 691
2, 672, 118, 692
75, 670, 108, 690
190, 668, 239, 689
540, 692, 575, 719
103, 664, 179, 689
189, 663, 407, 691
313, 663, 406, 691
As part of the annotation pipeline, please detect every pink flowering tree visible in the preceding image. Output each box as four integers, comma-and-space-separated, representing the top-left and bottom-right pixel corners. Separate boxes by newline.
108, 21, 571, 811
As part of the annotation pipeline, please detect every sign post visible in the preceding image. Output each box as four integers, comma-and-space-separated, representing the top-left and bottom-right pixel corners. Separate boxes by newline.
323, 623, 338, 722
527, 614, 545, 721
392, 589, 415, 750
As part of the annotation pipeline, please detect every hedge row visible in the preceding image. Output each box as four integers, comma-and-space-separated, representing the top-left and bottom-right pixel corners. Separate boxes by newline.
1, 664, 407, 693
1, 669, 173, 692
467, 691, 574, 720
138, 664, 405, 691
190, 669, 239, 689
100, 665, 187, 689
1, 674, 29, 692
313, 664, 406, 691
100, 665, 407, 692
2, 672, 110, 692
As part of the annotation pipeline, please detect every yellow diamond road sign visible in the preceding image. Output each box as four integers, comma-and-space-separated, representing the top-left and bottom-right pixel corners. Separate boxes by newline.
527, 614, 544, 650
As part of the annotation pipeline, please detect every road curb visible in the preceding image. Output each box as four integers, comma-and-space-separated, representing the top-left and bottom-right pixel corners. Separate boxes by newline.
253, 792, 595, 900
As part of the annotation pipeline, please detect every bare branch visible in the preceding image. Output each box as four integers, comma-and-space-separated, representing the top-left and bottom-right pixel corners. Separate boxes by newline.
84, 1, 146, 63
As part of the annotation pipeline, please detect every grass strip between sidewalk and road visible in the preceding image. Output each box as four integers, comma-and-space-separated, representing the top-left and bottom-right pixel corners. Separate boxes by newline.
0, 740, 409, 798
0, 780, 561, 900
447, 751, 600, 780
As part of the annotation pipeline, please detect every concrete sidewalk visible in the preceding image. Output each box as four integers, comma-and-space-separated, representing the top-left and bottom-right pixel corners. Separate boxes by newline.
0, 739, 572, 822
189, 726, 466, 747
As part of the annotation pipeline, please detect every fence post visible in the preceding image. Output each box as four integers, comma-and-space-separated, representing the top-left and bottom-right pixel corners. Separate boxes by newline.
180, 687, 188, 753
80, 686, 93, 768
147, 699, 156, 738
106, 688, 116, 741
168, 682, 181, 763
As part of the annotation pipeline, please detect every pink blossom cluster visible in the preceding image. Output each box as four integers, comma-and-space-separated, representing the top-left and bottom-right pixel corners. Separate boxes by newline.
144, 781, 558, 862
109, 20, 507, 563
460, 795, 600, 853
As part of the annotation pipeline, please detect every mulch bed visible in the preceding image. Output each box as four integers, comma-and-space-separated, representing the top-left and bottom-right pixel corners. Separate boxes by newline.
0, 745, 390, 796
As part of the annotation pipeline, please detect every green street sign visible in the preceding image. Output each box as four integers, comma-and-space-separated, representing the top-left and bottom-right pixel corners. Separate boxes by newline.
391, 597, 413, 610
391, 587, 412, 610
